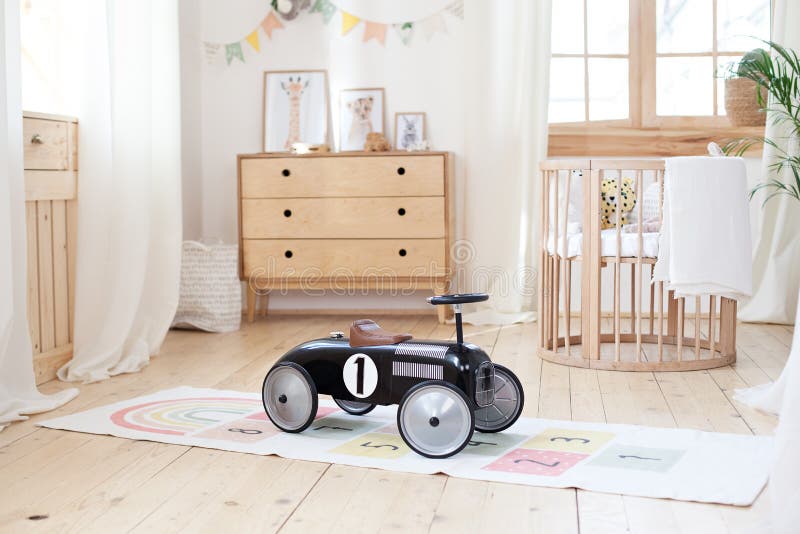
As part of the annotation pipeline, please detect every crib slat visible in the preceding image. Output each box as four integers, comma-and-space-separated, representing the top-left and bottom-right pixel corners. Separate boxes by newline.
565, 259, 571, 356
695, 296, 701, 360
677, 297, 684, 361
630, 264, 636, 333
562, 173, 571, 356
614, 171, 622, 362
553, 172, 560, 352
540, 170, 550, 349
649, 265, 655, 335
636, 170, 643, 362
658, 281, 664, 361
538, 171, 544, 349
709, 295, 716, 356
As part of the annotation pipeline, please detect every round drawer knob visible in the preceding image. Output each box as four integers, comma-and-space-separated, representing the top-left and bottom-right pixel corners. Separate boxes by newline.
398, 248, 407, 257
397, 208, 406, 216
397, 167, 406, 175
284, 250, 293, 258
30, 134, 43, 144
283, 209, 292, 217
282, 169, 291, 177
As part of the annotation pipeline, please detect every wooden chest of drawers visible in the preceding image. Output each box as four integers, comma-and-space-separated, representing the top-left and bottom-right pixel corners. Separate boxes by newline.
23, 111, 79, 384
237, 152, 454, 322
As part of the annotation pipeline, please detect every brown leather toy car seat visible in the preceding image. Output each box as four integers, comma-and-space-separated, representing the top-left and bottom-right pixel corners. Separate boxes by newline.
349, 319, 413, 347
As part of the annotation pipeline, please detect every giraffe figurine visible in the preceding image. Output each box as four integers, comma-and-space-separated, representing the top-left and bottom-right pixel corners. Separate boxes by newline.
281, 76, 309, 150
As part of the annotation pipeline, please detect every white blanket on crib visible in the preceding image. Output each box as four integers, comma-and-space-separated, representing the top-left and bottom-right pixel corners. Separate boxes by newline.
653, 157, 752, 300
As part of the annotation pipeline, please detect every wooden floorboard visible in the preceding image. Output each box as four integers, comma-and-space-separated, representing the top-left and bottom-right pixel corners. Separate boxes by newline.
0, 316, 786, 533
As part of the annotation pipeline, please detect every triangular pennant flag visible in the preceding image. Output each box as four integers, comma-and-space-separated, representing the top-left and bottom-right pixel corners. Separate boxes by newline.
310, 0, 336, 24
420, 13, 446, 41
203, 42, 222, 64
245, 30, 260, 52
445, 0, 464, 19
261, 11, 284, 39
225, 42, 244, 65
363, 21, 387, 46
340, 10, 360, 36
393, 22, 414, 46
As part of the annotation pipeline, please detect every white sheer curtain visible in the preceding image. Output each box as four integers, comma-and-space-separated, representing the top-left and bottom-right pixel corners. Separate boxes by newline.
0, 0, 77, 430
460, 0, 551, 325
733, 3, 800, 530
56, 0, 182, 382
738, 0, 800, 325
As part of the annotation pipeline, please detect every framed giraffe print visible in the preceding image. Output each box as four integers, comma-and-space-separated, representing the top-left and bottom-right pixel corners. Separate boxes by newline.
262, 70, 330, 152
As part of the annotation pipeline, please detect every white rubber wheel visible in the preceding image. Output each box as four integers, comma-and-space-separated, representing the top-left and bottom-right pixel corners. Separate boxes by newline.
397, 381, 474, 458
474, 364, 524, 433
262, 363, 318, 433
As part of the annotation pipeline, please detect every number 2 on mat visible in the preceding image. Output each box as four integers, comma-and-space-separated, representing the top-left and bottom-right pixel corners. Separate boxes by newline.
514, 458, 561, 468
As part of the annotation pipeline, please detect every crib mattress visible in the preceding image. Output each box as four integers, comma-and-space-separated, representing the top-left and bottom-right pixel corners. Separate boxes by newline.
547, 229, 660, 259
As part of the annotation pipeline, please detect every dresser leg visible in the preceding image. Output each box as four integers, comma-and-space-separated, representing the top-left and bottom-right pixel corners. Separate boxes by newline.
259, 293, 269, 317
246, 288, 256, 323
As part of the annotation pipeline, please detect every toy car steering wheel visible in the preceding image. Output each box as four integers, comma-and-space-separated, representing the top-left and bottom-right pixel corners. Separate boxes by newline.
426, 293, 489, 306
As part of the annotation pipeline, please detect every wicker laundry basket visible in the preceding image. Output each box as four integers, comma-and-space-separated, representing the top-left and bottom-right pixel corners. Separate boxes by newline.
725, 78, 767, 127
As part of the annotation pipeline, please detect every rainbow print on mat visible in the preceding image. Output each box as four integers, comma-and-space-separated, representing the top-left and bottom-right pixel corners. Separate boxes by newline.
110, 397, 263, 435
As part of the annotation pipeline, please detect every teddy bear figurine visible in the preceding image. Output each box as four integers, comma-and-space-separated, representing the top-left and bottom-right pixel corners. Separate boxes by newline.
600, 177, 637, 229
363, 132, 391, 152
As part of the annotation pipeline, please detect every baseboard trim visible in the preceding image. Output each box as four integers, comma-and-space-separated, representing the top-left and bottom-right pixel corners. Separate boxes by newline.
244, 308, 436, 317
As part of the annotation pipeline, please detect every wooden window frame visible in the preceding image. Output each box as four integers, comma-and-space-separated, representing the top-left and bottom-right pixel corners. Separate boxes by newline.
548, 0, 768, 157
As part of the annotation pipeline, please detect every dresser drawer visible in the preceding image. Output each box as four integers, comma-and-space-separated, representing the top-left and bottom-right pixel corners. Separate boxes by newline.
240, 155, 444, 198
243, 239, 446, 279
242, 197, 445, 239
23, 118, 70, 170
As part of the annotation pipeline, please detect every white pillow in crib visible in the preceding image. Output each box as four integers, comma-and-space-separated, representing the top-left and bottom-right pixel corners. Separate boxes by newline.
641, 182, 661, 222
549, 170, 584, 231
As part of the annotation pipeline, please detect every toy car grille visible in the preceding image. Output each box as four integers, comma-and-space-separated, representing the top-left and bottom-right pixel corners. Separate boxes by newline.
474, 362, 495, 407
394, 343, 449, 359
392, 361, 444, 380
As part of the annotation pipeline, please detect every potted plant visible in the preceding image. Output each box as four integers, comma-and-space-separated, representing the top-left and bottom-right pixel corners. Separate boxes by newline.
723, 41, 800, 205
724, 48, 768, 127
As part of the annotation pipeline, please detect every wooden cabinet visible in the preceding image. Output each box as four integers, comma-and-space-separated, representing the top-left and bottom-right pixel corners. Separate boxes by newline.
23, 111, 79, 384
237, 151, 454, 322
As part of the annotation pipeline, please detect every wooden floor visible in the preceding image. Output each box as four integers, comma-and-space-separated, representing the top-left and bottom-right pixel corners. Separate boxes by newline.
0, 315, 790, 533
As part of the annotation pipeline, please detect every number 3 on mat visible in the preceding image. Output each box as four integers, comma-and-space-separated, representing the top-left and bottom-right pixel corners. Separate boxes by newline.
343, 353, 378, 398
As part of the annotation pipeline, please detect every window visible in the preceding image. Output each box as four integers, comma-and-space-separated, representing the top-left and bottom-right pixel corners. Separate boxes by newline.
548, 0, 772, 156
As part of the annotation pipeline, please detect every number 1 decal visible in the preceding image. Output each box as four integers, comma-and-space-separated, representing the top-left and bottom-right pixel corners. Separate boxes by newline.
343, 353, 378, 398
355, 356, 365, 395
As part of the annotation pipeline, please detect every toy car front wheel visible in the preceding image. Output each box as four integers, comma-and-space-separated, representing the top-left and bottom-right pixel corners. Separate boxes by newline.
333, 398, 376, 415
474, 364, 524, 433
262, 362, 318, 433
397, 381, 474, 458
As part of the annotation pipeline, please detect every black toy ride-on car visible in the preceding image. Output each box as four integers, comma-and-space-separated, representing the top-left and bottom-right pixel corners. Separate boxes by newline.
261, 293, 524, 458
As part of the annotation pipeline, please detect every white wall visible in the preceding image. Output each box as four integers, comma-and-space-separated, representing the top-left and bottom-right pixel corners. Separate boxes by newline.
180, 0, 467, 310
180, 1, 765, 313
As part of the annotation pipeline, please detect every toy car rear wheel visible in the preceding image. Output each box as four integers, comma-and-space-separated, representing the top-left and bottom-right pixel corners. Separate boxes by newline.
262, 362, 318, 433
474, 364, 524, 433
333, 398, 376, 416
397, 381, 474, 458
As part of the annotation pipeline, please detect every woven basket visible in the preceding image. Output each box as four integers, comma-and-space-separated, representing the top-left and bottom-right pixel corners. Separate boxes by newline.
725, 78, 767, 127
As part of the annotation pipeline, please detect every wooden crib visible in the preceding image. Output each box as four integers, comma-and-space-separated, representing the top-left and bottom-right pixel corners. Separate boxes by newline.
538, 159, 737, 371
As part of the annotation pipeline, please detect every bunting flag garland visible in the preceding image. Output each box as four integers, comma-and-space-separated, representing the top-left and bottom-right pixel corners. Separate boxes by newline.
245, 30, 260, 52
203, 42, 222, 65
340, 10, 360, 36
225, 42, 244, 65
420, 13, 447, 41
260, 11, 284, 39
310, 0, 336, 24
362, 21, 387, 46
393, 22, 415, 46
445, 0, 464, 20
204, 3, 460, 67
